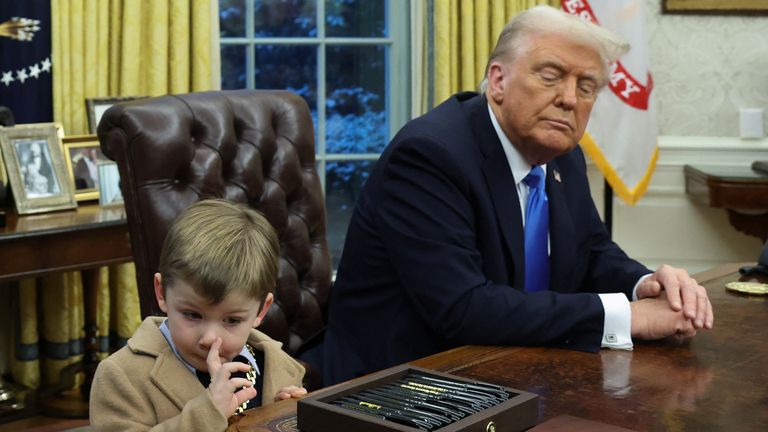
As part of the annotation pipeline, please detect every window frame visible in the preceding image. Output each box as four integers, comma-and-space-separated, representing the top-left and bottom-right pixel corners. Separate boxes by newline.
219, 0, 410, 192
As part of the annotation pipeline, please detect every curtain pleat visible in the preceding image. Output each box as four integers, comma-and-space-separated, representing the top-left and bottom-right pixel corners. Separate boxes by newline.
52, 0, 219, 135
409, 0, 427, 117
110, 263, 141, 348
9, 0, 219, 392
12, 279, 39, 389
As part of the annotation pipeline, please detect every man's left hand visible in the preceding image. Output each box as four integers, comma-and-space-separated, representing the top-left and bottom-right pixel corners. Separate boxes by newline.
636, 264, 714, 330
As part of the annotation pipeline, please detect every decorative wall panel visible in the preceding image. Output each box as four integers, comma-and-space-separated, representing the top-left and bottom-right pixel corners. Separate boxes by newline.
646, 0, 768, 136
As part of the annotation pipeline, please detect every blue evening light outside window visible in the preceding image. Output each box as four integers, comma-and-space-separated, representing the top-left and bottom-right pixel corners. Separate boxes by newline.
219, 0, 409, 267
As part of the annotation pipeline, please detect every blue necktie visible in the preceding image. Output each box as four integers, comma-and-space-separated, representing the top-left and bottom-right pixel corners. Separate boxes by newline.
524, 166, 549, 292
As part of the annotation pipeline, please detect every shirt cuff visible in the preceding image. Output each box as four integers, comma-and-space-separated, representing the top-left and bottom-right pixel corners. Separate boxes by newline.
598, 293, 633, 350
632, 273, 654, 301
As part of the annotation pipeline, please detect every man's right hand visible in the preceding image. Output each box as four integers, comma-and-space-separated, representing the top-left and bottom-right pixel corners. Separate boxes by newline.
630, 296, 696, 340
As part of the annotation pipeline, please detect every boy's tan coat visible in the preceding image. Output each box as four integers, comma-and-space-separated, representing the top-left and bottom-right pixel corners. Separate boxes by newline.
90, 317, 305, 431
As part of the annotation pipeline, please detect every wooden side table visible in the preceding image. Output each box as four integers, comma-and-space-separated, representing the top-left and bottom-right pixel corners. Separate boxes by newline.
0, 204, 131, 419
684, 164, 768, 241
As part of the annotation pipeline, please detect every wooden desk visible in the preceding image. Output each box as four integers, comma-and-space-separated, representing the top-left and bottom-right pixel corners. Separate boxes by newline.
684, 164, 768, 241
230, 263, 768, 431
0, 204, 131, 417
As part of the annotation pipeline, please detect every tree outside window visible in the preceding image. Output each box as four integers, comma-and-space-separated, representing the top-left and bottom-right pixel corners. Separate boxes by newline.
219, 0, 409, 266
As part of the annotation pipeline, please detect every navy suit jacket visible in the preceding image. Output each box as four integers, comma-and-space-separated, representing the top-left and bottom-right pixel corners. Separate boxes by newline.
322, 92, 650, 385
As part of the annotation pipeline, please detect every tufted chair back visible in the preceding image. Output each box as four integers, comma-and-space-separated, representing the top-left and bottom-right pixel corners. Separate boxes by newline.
98, 90, 331, 386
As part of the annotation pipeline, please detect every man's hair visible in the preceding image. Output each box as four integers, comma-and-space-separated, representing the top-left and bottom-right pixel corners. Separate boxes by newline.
158, 199, 280, 305
478, 5, 629, 92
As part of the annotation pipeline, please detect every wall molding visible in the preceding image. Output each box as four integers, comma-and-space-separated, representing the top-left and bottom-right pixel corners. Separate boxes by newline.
587, 135, 767, 274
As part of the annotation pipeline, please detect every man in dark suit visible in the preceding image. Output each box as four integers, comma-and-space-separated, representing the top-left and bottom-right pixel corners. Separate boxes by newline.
321, 6, 713, 385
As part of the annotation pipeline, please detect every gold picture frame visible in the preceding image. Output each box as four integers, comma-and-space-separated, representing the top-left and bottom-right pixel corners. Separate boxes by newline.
663, 0, 768, 14
85, 96, 148, 134
62, 134, 111, 202
0, 123, 77, 214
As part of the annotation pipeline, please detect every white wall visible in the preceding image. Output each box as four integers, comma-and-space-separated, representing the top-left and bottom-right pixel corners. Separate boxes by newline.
585, 2, 768, 275
645, 0, 768, 137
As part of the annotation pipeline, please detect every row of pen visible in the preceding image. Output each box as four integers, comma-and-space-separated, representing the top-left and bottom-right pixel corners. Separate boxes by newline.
329, 372, 512, 431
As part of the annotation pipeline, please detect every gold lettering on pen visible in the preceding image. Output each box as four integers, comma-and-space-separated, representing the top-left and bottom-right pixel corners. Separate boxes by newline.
398, 383, 439, 395
404, 382, 445, 392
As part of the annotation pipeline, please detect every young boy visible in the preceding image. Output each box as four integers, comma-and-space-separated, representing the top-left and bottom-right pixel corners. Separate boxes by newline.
90, 199, 307, 431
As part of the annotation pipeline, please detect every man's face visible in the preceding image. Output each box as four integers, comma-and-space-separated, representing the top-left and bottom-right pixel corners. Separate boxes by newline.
486, 33, 604, 165
154, 275, 271, 372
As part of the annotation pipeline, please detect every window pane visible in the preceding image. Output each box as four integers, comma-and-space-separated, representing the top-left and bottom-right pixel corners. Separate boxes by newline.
325, 0, 386, 37
326, 45, 387, 154
221, 45, 247, 89
254, 0, 317, 37
254, 45, 317, 113
219, 0, 246, 37
325, 160, 375, 266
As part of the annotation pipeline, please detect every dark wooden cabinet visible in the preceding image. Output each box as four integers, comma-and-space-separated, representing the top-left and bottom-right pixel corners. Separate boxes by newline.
684, 164, 768, 241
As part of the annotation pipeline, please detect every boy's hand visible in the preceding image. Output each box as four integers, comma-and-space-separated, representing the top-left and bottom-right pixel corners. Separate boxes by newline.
206, 338, 257, 417
275, 385, 308, 401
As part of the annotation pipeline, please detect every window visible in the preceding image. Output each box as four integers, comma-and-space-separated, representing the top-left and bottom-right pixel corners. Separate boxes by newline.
219, 0, 410, 266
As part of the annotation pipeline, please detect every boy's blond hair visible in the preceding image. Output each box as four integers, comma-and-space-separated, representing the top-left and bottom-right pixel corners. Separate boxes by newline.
158, 199, 280, 305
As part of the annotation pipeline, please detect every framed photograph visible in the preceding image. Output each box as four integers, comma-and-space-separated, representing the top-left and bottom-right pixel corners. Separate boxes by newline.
97, 161, 123, 206
0, 122, 62, 205
663, 0, 768, 14
85, 96, 148, 134
25, 121, 65, 138
0, 123, 77, 214
62, 134, 111, 202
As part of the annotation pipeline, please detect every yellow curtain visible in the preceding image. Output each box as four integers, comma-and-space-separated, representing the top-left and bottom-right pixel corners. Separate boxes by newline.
427, 0, 559, 111
52, 0, 220, 135
10, 0, 219, 391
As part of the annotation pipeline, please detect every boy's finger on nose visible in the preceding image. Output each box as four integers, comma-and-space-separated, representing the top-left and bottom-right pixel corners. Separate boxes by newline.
206, 338, 224, 369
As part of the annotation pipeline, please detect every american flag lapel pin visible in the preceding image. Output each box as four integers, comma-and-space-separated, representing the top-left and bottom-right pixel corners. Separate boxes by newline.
553, 170, 561, 183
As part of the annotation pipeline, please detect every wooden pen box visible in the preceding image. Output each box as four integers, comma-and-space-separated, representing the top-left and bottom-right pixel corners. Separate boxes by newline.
297, 364, 539, 432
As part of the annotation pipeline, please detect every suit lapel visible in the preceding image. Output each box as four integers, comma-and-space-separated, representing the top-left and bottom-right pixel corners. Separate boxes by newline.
129, 318, 203, 410
149, 346, 203, 410
546, 160, 576, 292
465, 95, 525, 289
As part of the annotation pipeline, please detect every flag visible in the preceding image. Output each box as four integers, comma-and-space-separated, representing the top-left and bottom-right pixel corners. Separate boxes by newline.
562, 0, 658, 205
0, 1, 53, 123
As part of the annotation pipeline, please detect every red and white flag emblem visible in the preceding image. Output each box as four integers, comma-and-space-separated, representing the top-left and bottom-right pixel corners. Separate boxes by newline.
562, 0, 658, 205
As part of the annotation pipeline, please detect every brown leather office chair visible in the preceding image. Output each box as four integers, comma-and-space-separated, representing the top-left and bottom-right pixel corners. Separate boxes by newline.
98, 89, 331, 388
